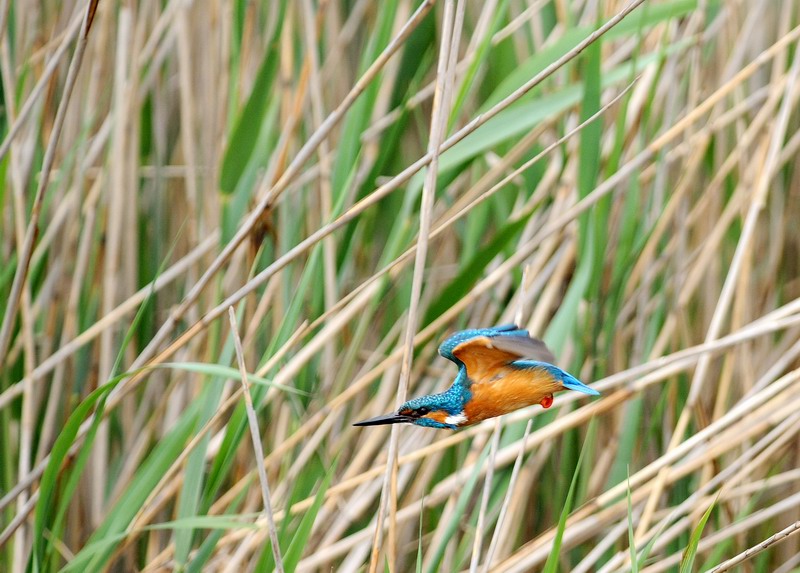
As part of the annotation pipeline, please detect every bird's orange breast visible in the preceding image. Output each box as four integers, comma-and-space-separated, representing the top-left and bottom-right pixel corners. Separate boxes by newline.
463, 367, 561, 425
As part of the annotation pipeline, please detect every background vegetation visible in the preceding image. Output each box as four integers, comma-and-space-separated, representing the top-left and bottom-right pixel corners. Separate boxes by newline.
2, 0, 800, 571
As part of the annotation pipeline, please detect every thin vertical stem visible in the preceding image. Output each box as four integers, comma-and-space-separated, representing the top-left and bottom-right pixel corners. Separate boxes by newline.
368, 1, 459, 570
228, 307, 284, 573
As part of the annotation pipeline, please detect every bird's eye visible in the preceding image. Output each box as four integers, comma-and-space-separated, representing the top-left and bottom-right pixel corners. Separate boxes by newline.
416, 407, 430, 416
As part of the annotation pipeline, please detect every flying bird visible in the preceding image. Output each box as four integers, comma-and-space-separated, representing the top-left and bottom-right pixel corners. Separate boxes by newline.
354, 324, 599, 430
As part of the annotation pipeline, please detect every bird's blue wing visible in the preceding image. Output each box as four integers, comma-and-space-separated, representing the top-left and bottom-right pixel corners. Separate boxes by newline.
438, 324, 527, 364
438, 324, 557, 385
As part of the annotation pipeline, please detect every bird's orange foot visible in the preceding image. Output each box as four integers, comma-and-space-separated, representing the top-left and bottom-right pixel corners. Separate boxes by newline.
540, 394, 553, 409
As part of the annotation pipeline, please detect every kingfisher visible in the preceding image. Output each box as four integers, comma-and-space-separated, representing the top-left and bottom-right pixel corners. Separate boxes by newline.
353, 324, 599, 430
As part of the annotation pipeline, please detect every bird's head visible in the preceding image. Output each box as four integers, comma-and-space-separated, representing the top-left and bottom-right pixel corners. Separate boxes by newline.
353, 392, 467, 430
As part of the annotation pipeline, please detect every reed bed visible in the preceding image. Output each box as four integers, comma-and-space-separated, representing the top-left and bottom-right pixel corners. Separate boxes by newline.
2, 0, 800, 571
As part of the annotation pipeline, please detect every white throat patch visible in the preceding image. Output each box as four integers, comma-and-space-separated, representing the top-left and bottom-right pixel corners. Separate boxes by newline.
445, 412, 468, 426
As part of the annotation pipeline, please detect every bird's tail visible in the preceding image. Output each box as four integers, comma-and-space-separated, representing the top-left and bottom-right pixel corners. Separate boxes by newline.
559, 370, 600, 396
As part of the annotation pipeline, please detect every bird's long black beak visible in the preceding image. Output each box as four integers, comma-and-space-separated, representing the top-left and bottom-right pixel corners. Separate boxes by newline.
353, 412, 411, 427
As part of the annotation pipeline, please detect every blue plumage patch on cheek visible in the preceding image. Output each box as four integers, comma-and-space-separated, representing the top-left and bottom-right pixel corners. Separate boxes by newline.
414, 417, 457, 430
